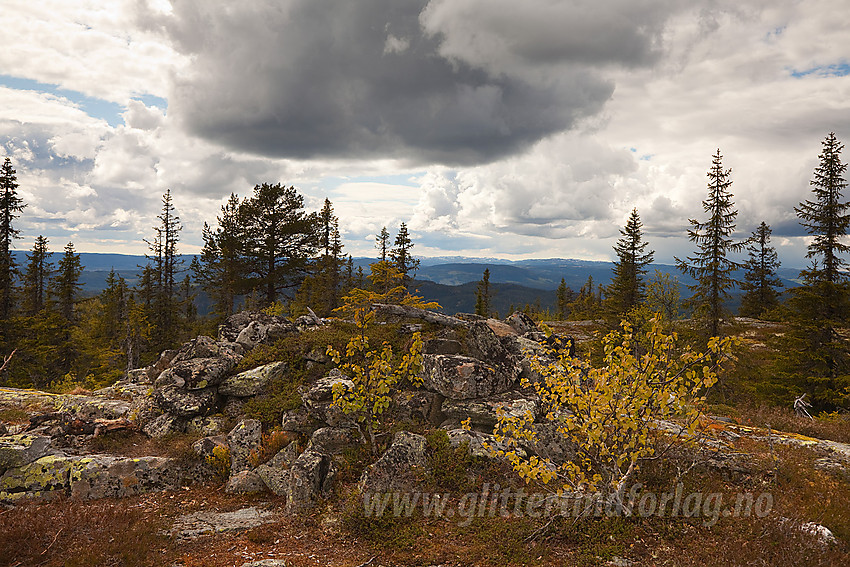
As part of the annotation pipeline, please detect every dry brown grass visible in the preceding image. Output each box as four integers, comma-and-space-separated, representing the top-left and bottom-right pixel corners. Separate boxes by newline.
735, 404, 850, 444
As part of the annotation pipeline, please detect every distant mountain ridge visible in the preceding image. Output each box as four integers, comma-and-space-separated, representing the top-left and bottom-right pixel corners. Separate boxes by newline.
9, 251, 803, 299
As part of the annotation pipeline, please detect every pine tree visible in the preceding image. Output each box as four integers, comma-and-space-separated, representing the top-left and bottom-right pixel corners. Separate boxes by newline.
376, 227, 390, 262
739, 222, 782, 319
390, 223, 420, 286
780, 133, 850, 408
675, 150, 744, 338
192, 194, 243, 319
22, 236, 53, 315
0, 157, 25, 319
51, 242, 83, 322
474, 268, 493, 317
605, 209, 654, 318
239, 183, 319, 306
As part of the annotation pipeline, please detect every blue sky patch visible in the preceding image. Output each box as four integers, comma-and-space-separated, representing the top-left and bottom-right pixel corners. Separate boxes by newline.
0, 75, 167, 127
790, 62, 850, 78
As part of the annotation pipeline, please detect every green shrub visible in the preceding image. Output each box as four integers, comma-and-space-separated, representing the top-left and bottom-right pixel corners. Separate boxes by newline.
425, 429, 475, 492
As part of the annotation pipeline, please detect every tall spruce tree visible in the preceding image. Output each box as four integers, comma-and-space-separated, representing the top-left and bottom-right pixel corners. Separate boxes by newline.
555, 278, 574, 320
739, 222, 782, 319
780, 133, 850, 408
474, 268, 493, 317
239, 183, 319, 306
390, 223, 420, 286
675, 150, 743, 338
376, 227, 390, 262
144, 189, 182, 349
605, 209, 654, 318
0, 157, 24, 319
295, 199, 345, 316
52, 242, 83, 322
192, 194, 243, 319
22, 236, 53, 315
796, 132, 850, 283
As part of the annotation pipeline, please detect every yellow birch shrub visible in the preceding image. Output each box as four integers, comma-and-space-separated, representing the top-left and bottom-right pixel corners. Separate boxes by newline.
490, 315, 736, 504
326, 307, 424, 453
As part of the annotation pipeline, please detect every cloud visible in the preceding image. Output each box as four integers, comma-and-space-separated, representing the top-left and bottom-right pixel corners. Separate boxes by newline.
153, 0, 676, 164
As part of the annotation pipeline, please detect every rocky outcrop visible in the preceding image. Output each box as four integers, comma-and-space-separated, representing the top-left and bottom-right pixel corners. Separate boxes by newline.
422, 355, 510, 400
442, 391, 540, 429
284, 449, 335, 513
227, 418, 262, 474
359, 431, 427, 493
172, 506, 276, 539
219, 362, 288, 397
0, 450, 192, 502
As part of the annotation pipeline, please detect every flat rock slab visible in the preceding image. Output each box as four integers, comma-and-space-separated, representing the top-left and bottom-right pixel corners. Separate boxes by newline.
172, 506, 277, 539
0, 387, 132, 421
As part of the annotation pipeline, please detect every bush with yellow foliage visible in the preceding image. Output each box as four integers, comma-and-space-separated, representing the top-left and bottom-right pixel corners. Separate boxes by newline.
490, 315, 736, 510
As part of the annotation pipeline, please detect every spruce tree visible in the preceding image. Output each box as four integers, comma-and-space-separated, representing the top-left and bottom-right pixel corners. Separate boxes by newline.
192, 194, 243, 319
780, 133, 850, 408
474, 268, 493, 317
605, 209, 654, 318
295, 199, 346, 316
22, 236, 53, 315
739, 222, 782, 319
555, 278, 574, 320
376, 227, 390, 262
52, 242, 83, 321
0, 157, 25, 319
796, 132, 850, 283
390, 223, 420, 286
675, 150, 744, 338
144, 189, 182, 348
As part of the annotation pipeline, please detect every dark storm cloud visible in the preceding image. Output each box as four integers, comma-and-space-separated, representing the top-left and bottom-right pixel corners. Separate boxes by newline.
152, 0, 673, 165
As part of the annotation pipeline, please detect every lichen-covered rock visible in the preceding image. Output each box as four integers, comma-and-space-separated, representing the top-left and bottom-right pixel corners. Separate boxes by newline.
220, 313, 296, 349
146, 349, 178, 382
0, 454, 76, 501
255, 464, 290, 496
485, 319, 518, 337
505, 311, 538, 336
392, 390, 445, 425
143, 413, 186, 438
153, 385, 217, 419
306, 427, 361, 455
219, 361, 288, 397
285, 449, 335, 513
173, 506, 275, 539
442, 391, 540, 430
254, 441, 299, 496
423, 338, 464, 355
155, 355, 240, 391
280, 407, 323, 434
523, 422, 577, 465
421, 355, 512, 400
227, 419, 262, 474
359, 431, 427, 493
69, 455, 180, 499
192, 435, 229, 460
304, 369, 353, 402
0, 434, 56, 472
225, 470, 267, 495
445, 428, 527, 460
187, 415, 230, 436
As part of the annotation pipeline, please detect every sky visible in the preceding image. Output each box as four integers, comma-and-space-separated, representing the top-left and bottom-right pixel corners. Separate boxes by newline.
1, 1, 849, 269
